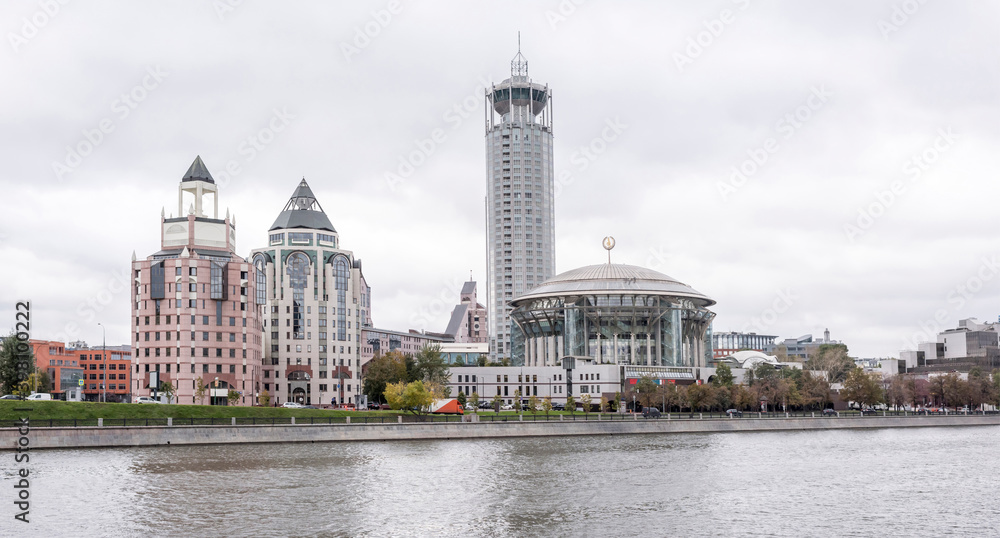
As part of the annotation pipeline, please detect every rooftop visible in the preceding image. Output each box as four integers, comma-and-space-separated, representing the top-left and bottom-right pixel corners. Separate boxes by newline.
512, 263, 715, 306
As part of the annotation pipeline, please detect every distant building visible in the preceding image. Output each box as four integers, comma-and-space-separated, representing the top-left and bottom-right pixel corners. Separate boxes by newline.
28, 340, 84, 397
443, 281, 488, 343
438, 342, 489, 365
764, 329, 841, 360
900, 318, 1000, 373
132, 156, 265, 406
68, 343, 132, 402
711, 331, 777, 359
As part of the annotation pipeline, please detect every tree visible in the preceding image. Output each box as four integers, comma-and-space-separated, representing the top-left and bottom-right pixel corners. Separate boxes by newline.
470, 391, 480, 410
566, 394, 575, 414
807, 344, 854, 383
513, 388, 522, 410
580, 393, 592, 414
194, 377, 208, 405
732, 384, 755, 411
412, 345, 451, 388
159, 381, 175, 404
990, 370, 1000, 409
384, 381, 407, 411
841, 368, 883, 409
712, 363, 734, 387
456, 391, 467, 408
227, 389, 240, 407
686, 383, 710, 412
542, 395, 553, 415
258, 389, 271, 407
491, 393, 502, 411
363, 350, 408, 404
18, 371, 50, 395
612, 391, 622, 412
799, 370, 831, 410
885, 375, 910, 411
0, 333, 35, 395
771, 344, 789, 362
635, 375, 658, 409
599, 395, 608, 413
385, 380, 434, 414
528, 394, 539, 414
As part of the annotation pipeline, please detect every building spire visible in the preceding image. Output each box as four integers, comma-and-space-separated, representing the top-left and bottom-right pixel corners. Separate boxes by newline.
511, 32, 528, 77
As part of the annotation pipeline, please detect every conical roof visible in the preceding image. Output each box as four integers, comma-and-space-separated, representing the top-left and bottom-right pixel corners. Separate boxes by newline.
269, 179, 336, 233
182, 155, 214, 183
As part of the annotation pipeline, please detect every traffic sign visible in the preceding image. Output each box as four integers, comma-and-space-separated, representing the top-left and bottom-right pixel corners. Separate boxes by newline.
78, 379, 84, 386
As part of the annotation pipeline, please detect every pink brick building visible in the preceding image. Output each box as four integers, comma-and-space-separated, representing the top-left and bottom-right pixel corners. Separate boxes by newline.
130, 156, 264, 405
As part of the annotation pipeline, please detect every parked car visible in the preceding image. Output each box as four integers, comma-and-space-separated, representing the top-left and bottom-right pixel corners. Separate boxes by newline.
726, 409, 743, 418
860, 408, 878, 416
478, 401, 494, 410
367, 402, 381, 410
282, 402, 303, 408
551, 402, 565, 411
26, 393, 52, 401
500, 403, 514, 410
0, 394, 23, 400
822, 408, 837, 416
135, 396, 158, 404
301, 405, 318, 409
641, 407, 661, 418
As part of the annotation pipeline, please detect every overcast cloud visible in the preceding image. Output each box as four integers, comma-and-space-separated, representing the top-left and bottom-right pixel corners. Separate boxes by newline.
2, 0, 998, 358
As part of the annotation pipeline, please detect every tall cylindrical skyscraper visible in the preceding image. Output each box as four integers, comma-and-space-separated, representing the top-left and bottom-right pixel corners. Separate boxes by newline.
485, 47, 555, 364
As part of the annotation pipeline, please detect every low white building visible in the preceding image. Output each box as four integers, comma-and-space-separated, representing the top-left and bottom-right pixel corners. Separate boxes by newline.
448, 364, 622, 405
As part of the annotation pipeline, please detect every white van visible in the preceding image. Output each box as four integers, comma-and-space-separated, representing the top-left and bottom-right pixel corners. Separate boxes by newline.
26, 393, 52, 401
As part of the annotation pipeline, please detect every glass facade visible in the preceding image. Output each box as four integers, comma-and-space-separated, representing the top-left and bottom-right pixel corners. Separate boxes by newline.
287, 252, 309, 339
511, 294, 715, 368
334, 256, 349, 342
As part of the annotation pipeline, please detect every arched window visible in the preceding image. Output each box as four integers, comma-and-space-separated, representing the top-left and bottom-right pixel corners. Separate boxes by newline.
286, 253, 310, 339
333, 256, 350, 341
253, 254, 267, 305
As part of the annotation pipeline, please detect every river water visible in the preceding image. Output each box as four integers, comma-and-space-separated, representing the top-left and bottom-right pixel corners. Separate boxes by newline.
6, 426, 1000, 536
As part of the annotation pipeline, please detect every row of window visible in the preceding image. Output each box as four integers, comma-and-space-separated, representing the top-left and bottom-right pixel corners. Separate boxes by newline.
85, 384, 127, 391
85, 373, 128, 380
139, 347, 250, 359
141, 331, 248, 343
140, 363, 248, 375
139, 315, 249, 327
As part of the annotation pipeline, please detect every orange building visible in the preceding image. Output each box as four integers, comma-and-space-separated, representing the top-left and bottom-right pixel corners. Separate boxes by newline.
29, 340, 85, 396
68, 344, 133, 403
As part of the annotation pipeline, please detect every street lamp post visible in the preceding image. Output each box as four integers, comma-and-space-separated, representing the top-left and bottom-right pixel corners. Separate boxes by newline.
214, 376, 219, 406
97, 322, 106, 403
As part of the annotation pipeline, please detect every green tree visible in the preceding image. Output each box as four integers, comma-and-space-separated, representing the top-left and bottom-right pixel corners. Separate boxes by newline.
635, 375, 658, 409
159, 381, 175, 404
0, 333, 35, 395
491, 393, 503, 411
469, 391, 480, 410
412, 345, 451, 388
194, 376, 208, 405
542, 395, 553, 415
712, 363, 735, 387
513, 388, 522, 410
258, 389, 271, 407
841, 368, 884, 409
807, 344, 854, 383
456, 390, 467, 408
566, 394, 575, 414
612, 391, 622, 412
528, 394, 539, 414
227, 389, 240, 407
385, 381, 407, 410
599, 395, 609, 413
363, 350, 408, 404
580, 393, 592, 414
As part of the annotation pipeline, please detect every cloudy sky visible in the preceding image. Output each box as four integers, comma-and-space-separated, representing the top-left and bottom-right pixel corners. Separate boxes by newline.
2, 0, 997, 358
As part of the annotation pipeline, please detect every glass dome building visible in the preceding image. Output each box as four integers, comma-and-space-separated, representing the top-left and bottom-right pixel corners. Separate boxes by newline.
509, 264, 716, 368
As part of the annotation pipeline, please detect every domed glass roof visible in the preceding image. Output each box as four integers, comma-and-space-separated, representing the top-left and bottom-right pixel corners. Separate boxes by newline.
512, 263, 715, 307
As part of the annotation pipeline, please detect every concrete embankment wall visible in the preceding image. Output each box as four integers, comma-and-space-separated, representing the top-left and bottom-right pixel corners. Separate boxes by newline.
4, 415, 1000, 450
